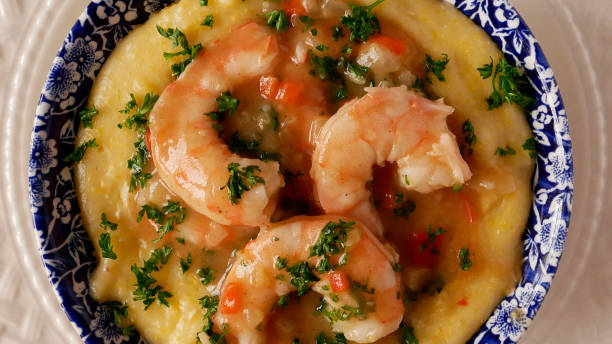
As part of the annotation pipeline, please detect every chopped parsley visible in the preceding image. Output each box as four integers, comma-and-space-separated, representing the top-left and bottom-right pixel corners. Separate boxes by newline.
340, 0, 384, 42
225, 132, 281, 162
100, 213, 118, 231
176, 237, 186, 244
264, 10, 289, 32
418, 225, 448, 254
205, 91, 240, 132
331, 25, 344, 41
299, 16, 315, 31
270, 108, 279, 131
478, 57, 536, 110
79, 106, 98, 129
180, 253, 192, 273
495, 145, 516, 157
309, 52, 342, 83
201, 15, 214, 28
99, 232, 117, 260
157, 26, 203, 78
200, 0, 208, 5
277, 294, 290, 308
102, 301, 135, 336
137, 201, 186, 243
393, 194, 415, 219
311, 28, 318, 36
400, 323, 419, 344
315, 332, 347, 344
131, 246, 173, 309
196, 295, 227, 343
118, 92, 159, 192
458, 246, 472, 271
197, 267, 214, 285
316, 299, 364, 325
221, 163, 265, 204
452, 184, 464, 193
412, 53, 449, 90
332, 85, 349, 102
316, 44, 329, 51
285, 261, 319, 296
404, 175, 410, 186
309, 220, 354, 273
63, 138, 97, 165
522, 137, 537, 158
461, 119, 477, 156
276, 256, 289, 270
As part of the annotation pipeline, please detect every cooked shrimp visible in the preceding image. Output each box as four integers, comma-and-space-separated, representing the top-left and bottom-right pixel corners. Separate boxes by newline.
310, 86, 471, 235
213, 215, 404, 343
149, 23, 285, 227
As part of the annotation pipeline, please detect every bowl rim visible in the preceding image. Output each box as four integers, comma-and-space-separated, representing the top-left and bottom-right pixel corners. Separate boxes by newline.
27, 0, 573, 343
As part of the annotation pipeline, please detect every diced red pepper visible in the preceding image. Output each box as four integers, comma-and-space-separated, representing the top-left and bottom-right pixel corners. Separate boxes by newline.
371, 34, 409, 55
275, 81, 303, 105
329, 271, 350, 293
457, 298, 468, 306
220, 282, 243, 314
283, 0, 307, 17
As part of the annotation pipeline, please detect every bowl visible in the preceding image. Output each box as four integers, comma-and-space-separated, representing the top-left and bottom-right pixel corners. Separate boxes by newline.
27, 0, 573, 343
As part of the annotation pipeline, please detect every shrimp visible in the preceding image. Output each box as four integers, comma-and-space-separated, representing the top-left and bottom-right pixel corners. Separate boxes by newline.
213, 215, 404, 343
149, 23, 285, 227
310, 86, 472, 235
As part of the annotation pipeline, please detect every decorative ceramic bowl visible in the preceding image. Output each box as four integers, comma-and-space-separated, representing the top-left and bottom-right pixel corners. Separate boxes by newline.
27, 0, 573, 343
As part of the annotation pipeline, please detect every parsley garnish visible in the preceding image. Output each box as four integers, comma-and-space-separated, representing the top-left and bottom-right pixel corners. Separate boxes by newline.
200, 0, 208, 5
413, 53, 449, 90
309, 220, 354, 273
393, 199, 416, 219
316, 44, 329, 51
316, 299, 365, 325
63, 138, 97, 165
299, 16, 315, 31
495, 145, 516, 157
340, 0, 384, 42
196, 295, 227, 343
522, 137, 536, 158
276, 257, 289, 270
309, 52, 342, 82
197, 267, 214, 285
400, 323, 419, 344
102, 301, 135, 336
478, 57, 536, 110
264, 10, 289, 32
459, 246, 472, 271
100, 213, 118, 231
418, 225, 447, 254
176, 237, 186, 244
137, 201, 186, 243
331, 25, 344, 41
461, 119, 477, 155
180, 253, 192, 273
99, 232, 117, 260
315, 332, 347, 344
202, 15, 214, 28
221, 163, 265, 204
286, 261, 319, 296
79, 106, 98, 129
311, 28, 318, 36
277, 294, 290, 308
340, 55, 369, 84
333, 85, 349, 102
157, 26, 203, 78
131, 246, 173, 309
225, 132, 281, 162
452, 184, 464, 193
118, 92, 159, 191
217, 91, 240, 115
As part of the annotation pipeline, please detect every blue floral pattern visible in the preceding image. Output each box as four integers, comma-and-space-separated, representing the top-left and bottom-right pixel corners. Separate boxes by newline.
28, 0, 573, 343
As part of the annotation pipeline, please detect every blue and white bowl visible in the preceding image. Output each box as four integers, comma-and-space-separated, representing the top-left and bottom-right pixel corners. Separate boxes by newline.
27, 0, 573, 343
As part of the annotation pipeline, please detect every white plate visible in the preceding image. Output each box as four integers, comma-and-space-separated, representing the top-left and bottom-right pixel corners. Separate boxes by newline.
0, 0, 609, 343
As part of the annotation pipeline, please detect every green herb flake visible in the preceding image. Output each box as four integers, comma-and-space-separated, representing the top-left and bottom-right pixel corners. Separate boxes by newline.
452, 184, 464, 193
311, 28, 318, 36
404, 175, 410, 186
131, 246, 174, 309
100, 213, 118, 231
63, 138, 98, 166
221, 163, 265, 204
495, 145, 517, 157
264, 10, 288, 32
393, 199, 416, 219
459, 246, 472, 271
157, 26, 203, 78
180, 253, 192, 273
285, 261, 319, 296
299, 16, 315, 31
225, 132, 281, 162
418, 225, 448, 254
99, 232, 117, 260
276, 256, 289, 270
425, 53, 449, 82
197, 267, 214, 285
79, 106, 98, 129
339, 0, 384, 42
217, 91, 240, 115
102, 301, 134, 336
331, 25, 344, 41
400, 323, 419, 344
522, 137, 537, 158
176, 237, 186, 244
478, 57, 536, 111
201, 15, 214, 28
315, 332, 347, 344
137, 201, 186, 243
277, 294, 290, 308
309, 220, 354, 273
200, 0, 208, 5
316, 44, 329, 52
